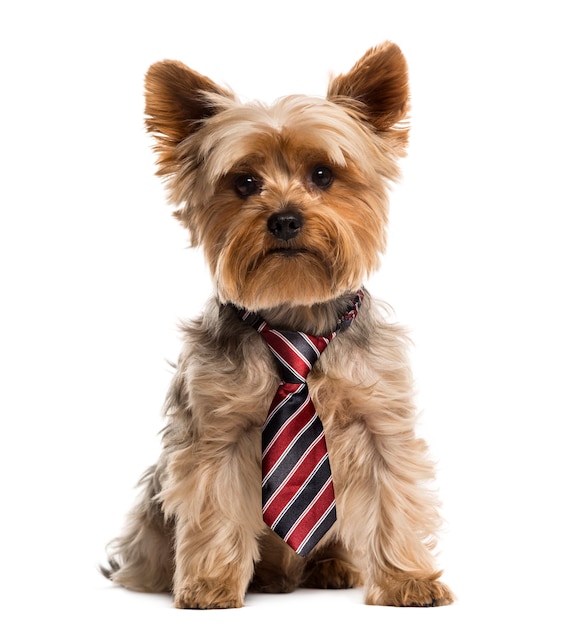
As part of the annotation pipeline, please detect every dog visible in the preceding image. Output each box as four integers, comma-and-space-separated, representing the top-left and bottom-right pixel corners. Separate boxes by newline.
102, 41, 453, 609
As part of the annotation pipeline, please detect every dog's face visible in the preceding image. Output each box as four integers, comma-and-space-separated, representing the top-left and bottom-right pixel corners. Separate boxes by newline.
144, 43, 409, 310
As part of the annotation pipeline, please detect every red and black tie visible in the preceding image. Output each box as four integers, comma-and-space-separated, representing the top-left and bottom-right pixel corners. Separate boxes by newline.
238, 291, 363, 556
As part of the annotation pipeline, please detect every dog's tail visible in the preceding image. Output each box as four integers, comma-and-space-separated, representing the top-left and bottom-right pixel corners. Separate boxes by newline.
101, 464, 174, 592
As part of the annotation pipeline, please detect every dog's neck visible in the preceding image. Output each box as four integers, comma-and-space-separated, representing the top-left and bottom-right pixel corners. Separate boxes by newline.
237, 290, 364, 336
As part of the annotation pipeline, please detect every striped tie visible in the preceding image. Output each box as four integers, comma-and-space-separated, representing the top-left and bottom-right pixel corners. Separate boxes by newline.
238, 291, 363, 556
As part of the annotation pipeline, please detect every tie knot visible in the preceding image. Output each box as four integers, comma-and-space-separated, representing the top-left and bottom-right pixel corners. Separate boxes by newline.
236, 290, 364, 384
259, 328, 330, 384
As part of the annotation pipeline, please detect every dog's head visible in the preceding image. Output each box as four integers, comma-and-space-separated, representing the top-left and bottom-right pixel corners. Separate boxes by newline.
144, 42, 409, 310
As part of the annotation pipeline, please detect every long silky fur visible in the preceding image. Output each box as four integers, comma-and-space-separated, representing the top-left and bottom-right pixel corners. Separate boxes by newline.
102, 41, 453, 609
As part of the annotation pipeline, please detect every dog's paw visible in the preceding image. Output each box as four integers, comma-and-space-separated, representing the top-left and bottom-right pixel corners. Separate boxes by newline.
366, 575, 454, 607
302, 557, 362, 589
174, 578, 243, 609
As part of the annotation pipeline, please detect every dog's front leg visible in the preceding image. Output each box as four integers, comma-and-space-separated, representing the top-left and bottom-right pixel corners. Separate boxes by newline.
360, 434, 454, 608
329, 387, 453, 607
162, 429, 263, 609
335, 419, 453, 606
172, 513, 258, 609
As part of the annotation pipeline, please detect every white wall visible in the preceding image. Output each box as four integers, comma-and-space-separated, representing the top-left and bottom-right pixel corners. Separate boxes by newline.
1, 1, 573, 623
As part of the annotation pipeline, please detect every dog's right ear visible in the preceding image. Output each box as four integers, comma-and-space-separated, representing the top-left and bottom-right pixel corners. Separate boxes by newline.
144, 61, 234, 177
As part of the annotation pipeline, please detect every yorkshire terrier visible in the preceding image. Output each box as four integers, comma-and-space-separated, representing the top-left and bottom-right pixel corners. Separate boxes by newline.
102, 41, 453, 609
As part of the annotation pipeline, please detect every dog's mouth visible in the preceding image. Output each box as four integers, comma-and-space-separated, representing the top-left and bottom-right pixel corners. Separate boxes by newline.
267, 248, 309, 257
251, 247, 328, 274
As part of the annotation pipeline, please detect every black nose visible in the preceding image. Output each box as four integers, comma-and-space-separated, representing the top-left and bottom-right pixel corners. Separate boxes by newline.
267, 211, 303, 241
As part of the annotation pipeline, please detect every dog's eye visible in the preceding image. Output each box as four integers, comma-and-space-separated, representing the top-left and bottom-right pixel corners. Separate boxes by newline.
234, 174, 261, 198
311, 165, 334, 189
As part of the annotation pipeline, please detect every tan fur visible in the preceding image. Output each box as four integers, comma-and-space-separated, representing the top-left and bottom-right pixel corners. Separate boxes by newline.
102, 41, 453, 608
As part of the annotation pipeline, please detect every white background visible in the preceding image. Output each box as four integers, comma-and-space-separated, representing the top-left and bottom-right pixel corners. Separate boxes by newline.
1, 1, 574, 624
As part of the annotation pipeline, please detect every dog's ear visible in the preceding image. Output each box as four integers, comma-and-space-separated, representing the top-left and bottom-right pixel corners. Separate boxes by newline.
327, 42, 409, 143
144, 61, 234, 176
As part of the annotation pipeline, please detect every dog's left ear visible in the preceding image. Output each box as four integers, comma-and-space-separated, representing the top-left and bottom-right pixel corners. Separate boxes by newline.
327, 42, 409, 143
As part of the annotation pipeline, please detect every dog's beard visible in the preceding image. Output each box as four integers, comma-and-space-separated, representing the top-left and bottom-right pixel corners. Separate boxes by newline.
212, 218, 374, 310
215, 245, 340, 310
